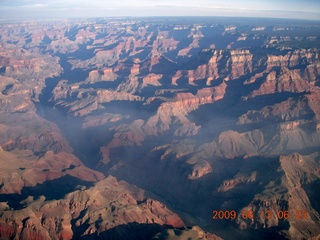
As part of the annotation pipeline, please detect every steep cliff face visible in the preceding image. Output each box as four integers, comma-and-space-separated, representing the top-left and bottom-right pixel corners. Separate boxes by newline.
266, 49, 320, 70
143, 82, 227, 135
229, 49, 253, 79
178, 49, 253, 85
250, 67, 312, 97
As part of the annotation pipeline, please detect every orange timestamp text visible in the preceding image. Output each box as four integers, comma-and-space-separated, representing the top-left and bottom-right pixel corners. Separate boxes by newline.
212, 210, 309, 220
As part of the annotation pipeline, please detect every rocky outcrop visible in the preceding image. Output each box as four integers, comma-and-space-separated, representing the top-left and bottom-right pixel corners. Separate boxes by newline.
306, 88, 320, 121
250, 67, 312, 97
181, 49, 253, 85
0, 148, 103, 194
0, 112, 72, 154
187, 64, 207, 85
143, 82, 226, 136
0, 50, 62, 83
142, 55, 177, 74
266, 49, 320, 70
52, 84, 143, 116
142, 73, 163, 87
201, 120, 320, 159
217, 172, 257, 192
188, 160, 212, 180
70, 49, 121, 70
0, 176, 185, 240
237, 95, 314, 124
236, 153, 320, 239
85, 68, 118, 83
229, 49, 253, 79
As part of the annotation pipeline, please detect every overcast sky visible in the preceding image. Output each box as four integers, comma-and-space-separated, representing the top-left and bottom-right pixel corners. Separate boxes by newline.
0, 0, 319, 21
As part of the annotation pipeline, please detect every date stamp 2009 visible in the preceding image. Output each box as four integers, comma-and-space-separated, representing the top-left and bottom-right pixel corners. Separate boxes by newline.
212, 210, 309, 220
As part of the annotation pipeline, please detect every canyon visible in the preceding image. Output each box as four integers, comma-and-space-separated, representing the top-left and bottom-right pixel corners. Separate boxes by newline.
0, 17, 319, 239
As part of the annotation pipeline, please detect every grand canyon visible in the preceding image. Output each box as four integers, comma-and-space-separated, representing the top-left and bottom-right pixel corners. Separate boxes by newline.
0, 17, 319, 239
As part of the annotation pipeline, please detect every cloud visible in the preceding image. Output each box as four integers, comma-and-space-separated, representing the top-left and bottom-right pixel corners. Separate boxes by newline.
0, 0, 319, 20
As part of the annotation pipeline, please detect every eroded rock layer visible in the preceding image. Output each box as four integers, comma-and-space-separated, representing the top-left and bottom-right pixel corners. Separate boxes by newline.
0, 17, 319, 240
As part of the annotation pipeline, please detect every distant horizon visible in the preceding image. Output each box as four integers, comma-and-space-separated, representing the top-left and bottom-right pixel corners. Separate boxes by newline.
0, 0, 319, 21
1, 15, 320, 24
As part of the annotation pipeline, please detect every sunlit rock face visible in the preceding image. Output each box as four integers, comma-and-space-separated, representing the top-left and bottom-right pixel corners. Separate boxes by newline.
0, 17, 319, 240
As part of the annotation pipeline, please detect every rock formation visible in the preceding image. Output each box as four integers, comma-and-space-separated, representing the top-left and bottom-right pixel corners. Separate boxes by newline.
0, 17, 319, 240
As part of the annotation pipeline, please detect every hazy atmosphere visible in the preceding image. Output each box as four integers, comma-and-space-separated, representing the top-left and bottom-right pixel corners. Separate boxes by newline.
1, 0, 320, 236
0, 0, 320, 20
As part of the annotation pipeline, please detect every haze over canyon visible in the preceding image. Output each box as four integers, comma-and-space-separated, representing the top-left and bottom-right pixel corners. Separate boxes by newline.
0, 16, 320, 239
